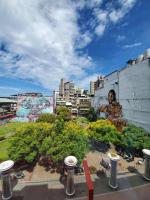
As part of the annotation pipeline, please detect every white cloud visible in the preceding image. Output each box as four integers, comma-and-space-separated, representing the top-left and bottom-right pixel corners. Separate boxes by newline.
0, 0, 94, 90
93, 0, 136, 36
0, 0, 137, 92
96, 10, 108, 22
77, 73, 100, 89
123, 42, 142, 48
95, 24, 106, 36
0, 86, 21, 96
116, 35, 126, 42
0, 86, 20, 91
109, 0, 136, 23
75, 0, 103, 9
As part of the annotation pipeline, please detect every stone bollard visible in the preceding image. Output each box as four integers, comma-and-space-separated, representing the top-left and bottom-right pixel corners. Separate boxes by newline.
108, 153, 120, 189
142, 149, 150, 180
0, 160, 14, 200
64, 156, 77, 196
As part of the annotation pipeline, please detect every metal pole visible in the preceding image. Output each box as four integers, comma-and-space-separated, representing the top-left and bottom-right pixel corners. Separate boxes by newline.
142, 149, 150, 180
64, 156, 77, 196
0, 160, 14, 200
108, 153, 120, 188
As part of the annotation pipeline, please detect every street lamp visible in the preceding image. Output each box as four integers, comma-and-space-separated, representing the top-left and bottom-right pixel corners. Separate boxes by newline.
0, 160, 14, 200
64, 156, 77, 196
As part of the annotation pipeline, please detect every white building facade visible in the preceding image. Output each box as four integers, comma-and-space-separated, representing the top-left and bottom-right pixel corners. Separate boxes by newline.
92, 50, 150, 132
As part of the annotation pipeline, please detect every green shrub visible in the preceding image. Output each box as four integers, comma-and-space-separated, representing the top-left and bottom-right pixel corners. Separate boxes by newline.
8, 123, 53, 163
72, 117, 89, 126
0, 136, 5, 141
88, 120, 120, 145
56, 106, 71, 121
36, 113, 56, 123
121, 124, 150, 151
87, 107, 97, 122
52, 119, 65, 135
40, 121, 89, 164
0, 140, 9, 161
0, 122, 25, 138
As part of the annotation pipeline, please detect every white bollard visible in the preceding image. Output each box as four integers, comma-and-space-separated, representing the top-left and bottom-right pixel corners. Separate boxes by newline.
64, 156, 77, 196
0, 160, 14, 200
108, 153, 120, 188
142, 149, 150, 180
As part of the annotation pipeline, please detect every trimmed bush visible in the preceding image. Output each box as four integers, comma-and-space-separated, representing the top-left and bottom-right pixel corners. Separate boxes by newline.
0, 136, 5, 141
56, 106, 71, 121
88, 120, 120, 145
36, 113, 56, 123
87, 107, 97, 122
40, 121, 89, 164
8, 123, 53, 163
120, 124, 150, 152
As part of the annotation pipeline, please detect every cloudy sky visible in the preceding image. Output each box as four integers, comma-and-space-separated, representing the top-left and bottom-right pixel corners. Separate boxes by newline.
0, 0, 150, 96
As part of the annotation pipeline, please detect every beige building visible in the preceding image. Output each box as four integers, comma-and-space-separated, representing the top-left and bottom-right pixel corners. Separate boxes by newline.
55, 79, 91, 116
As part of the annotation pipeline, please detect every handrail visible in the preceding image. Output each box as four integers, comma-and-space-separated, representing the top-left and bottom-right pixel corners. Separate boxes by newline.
83, 160, 94, 200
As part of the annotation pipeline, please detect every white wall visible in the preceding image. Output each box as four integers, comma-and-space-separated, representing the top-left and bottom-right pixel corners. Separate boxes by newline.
92, 58, 150, 132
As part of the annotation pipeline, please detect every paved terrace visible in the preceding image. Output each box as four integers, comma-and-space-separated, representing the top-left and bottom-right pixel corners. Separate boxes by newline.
0, 170, 150, 200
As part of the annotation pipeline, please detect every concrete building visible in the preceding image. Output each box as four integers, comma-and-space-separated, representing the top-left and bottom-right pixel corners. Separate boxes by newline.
91, 49, 150, 132
90, 76, 104, 96
56, 79, 91, 116
90, 81, 95, 96
0, 98, 17, 119
59, 78, 64, 97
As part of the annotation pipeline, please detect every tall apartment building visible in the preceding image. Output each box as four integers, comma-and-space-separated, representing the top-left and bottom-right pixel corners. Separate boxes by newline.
90, 76, 104, 96
56, 79, 91, 116
90, 81, 95, 96
59, 78, 64, 97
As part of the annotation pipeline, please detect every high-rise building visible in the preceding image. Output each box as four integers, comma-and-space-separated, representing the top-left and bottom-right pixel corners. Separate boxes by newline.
59, 78, 64, 97
55, 78, 91, 116
90, 81, 95, 96
90, 76, 104, 96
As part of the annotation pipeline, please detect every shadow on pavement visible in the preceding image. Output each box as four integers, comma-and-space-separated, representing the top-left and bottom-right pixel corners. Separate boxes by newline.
0, 172, 149, 200
94, 172, 149, 195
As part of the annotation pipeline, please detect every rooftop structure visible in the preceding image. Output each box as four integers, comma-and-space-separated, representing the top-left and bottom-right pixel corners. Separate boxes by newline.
0, 98, 17, 119
12, 92, 43, 97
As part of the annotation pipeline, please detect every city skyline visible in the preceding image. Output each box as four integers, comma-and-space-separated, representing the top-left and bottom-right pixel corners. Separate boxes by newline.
0, 0, 150, 96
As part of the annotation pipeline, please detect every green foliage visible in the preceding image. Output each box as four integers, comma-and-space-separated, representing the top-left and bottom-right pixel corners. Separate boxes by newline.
87, 107, 97, 122
88, 120, 120, 144
36, 113, 56, 123
0, 136, 5, 141
0, 140, 9, 161
56, 106, 71, 121
8, 123, 53, 163
72, 117, 89, 127
0, 122, 24, 137
40, 121, 89, 164
121, 124, 150, 150
52, 119, 65, 135
0, 122, 29, 161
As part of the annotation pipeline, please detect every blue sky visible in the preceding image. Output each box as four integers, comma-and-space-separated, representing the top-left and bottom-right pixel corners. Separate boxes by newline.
0, 0, 150, 96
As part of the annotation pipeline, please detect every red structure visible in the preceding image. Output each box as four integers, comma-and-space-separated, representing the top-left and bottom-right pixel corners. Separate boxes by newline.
83, 160, 94, 200
0, 114, 15, 120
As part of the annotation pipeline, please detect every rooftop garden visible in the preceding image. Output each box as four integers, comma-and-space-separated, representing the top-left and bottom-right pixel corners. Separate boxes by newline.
0, 107, 150, 170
